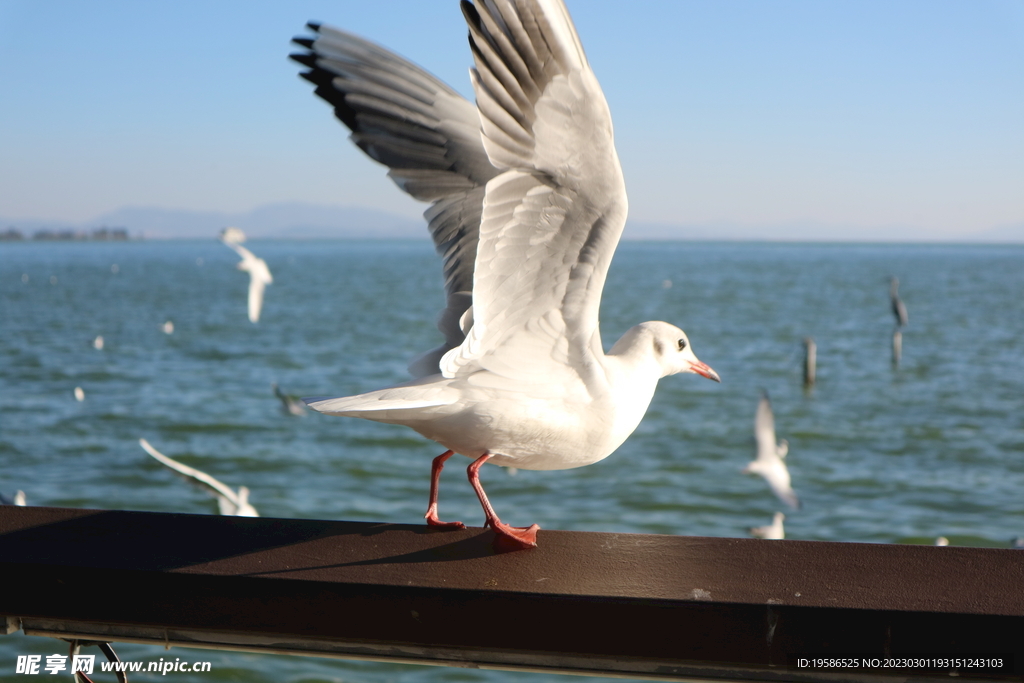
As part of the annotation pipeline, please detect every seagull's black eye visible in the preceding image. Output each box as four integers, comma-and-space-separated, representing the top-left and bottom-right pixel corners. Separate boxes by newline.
677, 338, 687, 351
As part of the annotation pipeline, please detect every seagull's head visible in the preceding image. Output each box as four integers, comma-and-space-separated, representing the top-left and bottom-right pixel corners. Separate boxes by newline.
653, 323, 720, 382
615, 322, 721, 382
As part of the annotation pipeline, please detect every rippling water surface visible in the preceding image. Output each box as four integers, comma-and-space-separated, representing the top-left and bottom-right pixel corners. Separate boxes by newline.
2, 240, 1022, 682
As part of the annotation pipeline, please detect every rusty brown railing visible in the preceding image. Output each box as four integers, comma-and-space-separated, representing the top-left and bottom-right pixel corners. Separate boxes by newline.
2, 506, 1021, 681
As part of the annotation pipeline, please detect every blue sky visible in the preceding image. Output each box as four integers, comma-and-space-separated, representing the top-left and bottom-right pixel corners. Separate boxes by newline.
1, 1, 1022, 240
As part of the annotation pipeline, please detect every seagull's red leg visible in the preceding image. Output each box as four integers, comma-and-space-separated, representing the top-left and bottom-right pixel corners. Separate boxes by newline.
425, 450, 465, 528
468, 453, 539, 548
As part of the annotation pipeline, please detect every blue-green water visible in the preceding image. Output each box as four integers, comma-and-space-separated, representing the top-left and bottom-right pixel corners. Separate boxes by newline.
2, 240, 1023, 682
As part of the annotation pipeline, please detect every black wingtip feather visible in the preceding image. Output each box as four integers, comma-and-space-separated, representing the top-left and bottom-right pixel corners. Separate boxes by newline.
306, 21, 322, 32
292, 37, 315, 49
460, 1, 480, 31
290, 52, 317, 68
332, 105, 359, 132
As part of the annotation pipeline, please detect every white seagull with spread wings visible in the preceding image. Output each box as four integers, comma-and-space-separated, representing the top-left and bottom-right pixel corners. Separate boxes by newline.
293, 0, 719, 548
743, 391, 799, 510
220, 228, 272, 323
140, 438, 259, 517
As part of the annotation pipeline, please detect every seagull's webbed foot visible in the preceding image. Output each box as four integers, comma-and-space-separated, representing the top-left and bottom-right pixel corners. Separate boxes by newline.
486, 518, 540, 549
468, 452, 539, 550
425, 503, 466, 529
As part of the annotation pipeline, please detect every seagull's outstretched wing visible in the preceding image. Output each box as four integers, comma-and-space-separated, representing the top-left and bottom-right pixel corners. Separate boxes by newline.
247, 277, 265, 323
291, 23, 499, 376
753, 391, 779, 462
439, 0, 628, 393
139, 438, 253, 515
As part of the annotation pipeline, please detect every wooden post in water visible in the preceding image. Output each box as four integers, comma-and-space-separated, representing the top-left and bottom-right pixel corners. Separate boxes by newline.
803, 337, 816, 388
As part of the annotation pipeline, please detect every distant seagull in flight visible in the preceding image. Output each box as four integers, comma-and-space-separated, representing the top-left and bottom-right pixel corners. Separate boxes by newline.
273, 383, 307, 416
139, 438, 259, 516
890, 276, 908, 366
743, 391, 799, 510
92, 335, 104, 350
74, 386, 85, 402
220, 228, 273, 323
750, 512, 785, 539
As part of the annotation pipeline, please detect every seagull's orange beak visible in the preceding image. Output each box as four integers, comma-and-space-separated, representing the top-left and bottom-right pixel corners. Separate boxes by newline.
690, 360, 721, 383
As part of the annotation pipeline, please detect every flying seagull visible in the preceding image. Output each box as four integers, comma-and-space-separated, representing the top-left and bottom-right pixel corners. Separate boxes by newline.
743, 391, 799, 510
139, 438, 259, 516
292, 0, 720, 549
220, 228, 272, 323
273, 383, 307, 416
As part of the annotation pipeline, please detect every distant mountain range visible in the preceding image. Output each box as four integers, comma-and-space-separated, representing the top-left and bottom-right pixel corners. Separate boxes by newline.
0, 202, 424, 240
2, 202, 1021, 242
627, 220, 1024, 243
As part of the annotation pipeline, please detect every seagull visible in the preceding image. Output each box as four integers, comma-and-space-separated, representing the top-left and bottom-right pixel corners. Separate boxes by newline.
890, 276, 908, 328
273, 383, 307, 416
934, 536, 950, 546
92, 335, 104, 350
162, 320, 175, 334
743, 391, 799, 510
292, 0, 720, 549
890, 277, 907, 366
219, 228, 272, 323
139, 438, 259, 516
750, 512, 785, 540
0, 490, 27, 506
74, 386, 85, 402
